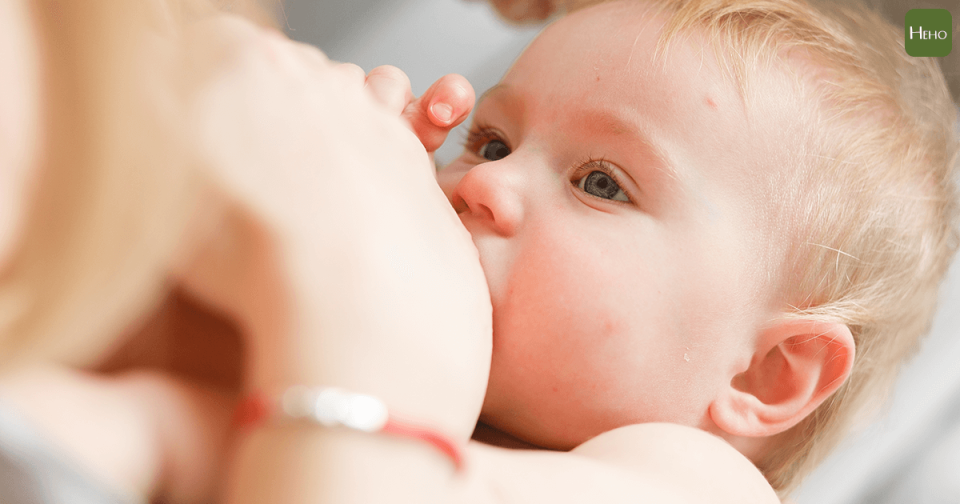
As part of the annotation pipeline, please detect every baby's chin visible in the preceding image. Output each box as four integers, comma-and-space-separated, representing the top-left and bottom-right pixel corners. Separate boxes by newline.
477, 398, 605, 451
479, 352, 634, 450
471, 421, 542, 449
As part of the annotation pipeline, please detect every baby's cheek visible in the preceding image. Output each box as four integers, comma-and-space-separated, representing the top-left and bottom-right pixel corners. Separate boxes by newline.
497, 230, 633, 398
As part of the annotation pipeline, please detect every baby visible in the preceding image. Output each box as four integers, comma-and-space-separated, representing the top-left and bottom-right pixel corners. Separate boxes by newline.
396, 0, 954, 498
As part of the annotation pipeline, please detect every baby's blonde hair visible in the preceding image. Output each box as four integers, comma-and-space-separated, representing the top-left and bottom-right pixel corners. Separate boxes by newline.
560, 0, 958, 495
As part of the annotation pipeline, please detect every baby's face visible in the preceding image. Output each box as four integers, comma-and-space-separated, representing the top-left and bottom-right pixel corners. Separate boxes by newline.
440, 0, 798, 449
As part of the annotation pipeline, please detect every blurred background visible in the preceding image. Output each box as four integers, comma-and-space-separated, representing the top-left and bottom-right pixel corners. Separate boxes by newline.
282, 1, 960, 502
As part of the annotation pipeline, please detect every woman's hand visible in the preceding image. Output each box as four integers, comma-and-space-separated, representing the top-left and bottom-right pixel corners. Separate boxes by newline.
181, 16, 490, 440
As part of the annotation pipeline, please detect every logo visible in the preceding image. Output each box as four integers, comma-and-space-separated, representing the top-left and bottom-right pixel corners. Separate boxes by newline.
905, 9, 952, 57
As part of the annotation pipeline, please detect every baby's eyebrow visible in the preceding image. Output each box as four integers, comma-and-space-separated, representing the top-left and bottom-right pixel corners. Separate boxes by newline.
474, 83, 526, 118
476, 84, 681, 185
578, 108, 681, 184
476, 83, 509, 108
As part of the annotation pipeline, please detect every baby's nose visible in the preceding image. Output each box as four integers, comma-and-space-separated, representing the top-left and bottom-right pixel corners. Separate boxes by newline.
446, 160, 526, 237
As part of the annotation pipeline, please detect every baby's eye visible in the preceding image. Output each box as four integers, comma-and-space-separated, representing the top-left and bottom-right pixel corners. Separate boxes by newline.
577, 171, 629, 202
478, 139, 511, 161
465, 126, 512, 162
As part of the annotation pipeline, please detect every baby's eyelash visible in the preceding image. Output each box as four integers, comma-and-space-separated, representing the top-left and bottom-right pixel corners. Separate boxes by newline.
572, 156, 615, 181
463, 124, 507, 154
571, 157, 634, 204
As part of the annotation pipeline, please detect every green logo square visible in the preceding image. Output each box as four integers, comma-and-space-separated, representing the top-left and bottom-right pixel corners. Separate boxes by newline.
905, 9, 952, 57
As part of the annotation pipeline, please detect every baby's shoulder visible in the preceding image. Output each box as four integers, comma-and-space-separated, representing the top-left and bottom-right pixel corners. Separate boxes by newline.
572, 423, 780, 504
463, 424, 778, 503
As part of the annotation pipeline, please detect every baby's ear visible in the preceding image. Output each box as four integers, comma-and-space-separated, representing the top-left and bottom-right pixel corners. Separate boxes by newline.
710, 319, 855, 438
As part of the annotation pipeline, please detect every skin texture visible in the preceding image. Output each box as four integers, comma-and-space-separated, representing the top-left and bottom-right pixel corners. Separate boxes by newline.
438, 0, 817, 450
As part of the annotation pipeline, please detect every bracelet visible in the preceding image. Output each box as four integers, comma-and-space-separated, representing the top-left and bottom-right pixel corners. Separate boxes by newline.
234, 386, 464, 470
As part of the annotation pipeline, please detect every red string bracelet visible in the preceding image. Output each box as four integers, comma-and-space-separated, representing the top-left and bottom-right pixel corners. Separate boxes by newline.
234, 387, 464, 471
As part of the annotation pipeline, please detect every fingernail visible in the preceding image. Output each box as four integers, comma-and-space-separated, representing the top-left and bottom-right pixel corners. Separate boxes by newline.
431, 102, 454, 124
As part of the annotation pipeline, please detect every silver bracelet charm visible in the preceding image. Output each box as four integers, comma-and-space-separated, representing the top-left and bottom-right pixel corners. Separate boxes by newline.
279, 386, 389, 432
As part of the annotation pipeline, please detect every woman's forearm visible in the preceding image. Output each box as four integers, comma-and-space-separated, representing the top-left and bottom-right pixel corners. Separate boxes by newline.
226, 426, 460, 504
